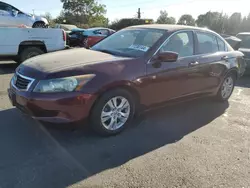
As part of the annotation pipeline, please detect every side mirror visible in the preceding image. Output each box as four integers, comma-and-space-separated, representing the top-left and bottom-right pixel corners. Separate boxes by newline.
12, 10, 18, 17
154, 51, 179, 62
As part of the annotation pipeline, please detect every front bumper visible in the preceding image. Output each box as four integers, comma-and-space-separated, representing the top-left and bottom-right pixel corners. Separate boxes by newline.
8, 86, 97, 123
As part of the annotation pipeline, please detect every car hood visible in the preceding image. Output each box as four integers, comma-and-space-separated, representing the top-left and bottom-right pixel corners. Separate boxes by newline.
17, 48, 129, 79
239, 48, 250, 58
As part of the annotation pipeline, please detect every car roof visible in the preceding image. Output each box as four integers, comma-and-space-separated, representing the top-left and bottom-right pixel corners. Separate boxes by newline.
87, 27, 110, 31
237, 32, 250, 35
127, 24, 213, 33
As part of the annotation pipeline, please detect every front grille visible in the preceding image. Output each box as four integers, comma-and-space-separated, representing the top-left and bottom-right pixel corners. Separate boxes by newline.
14, 73, 34, 91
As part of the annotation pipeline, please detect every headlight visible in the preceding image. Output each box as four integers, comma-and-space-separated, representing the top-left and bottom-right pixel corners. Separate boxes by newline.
33, 74, 95, 93
11, 74, 17, 85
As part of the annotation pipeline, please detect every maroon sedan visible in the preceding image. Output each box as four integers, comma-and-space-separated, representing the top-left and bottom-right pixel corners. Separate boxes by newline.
8, 25, 246, 136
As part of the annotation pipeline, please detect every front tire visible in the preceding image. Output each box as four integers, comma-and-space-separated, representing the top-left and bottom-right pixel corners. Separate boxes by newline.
216, 73, 236, 101
90, 89, 136, 136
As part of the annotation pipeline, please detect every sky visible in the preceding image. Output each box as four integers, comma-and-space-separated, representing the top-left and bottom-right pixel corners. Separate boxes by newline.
6, 0, 250, 22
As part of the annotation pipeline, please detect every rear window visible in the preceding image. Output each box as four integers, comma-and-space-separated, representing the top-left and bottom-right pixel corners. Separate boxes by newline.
94, 30, 109, 35
196, 32, 218, 54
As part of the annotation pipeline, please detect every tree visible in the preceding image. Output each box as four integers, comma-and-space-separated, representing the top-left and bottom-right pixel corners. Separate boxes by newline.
178, 14, 195, 26
156, 10, 176, 24
196, 11, 228, 33
227, 13, 242, 35
240, 14, 250, 32
168, 17, 176, 24
59, 0, 107, 27
109, 18, 154, 30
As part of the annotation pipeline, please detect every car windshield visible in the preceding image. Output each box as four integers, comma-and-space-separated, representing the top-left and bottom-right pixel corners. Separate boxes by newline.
236, 34, 250, 48
92, 28, 165, 57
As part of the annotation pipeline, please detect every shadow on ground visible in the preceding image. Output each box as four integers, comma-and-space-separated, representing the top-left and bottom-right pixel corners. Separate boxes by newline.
0, 61, 17, 74
0, 98, 229, 188
236, 75, 250, 88
46, 98, 229, 186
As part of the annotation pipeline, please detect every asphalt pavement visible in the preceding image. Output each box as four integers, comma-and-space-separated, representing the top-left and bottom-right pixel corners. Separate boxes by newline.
0, 61, 250, 188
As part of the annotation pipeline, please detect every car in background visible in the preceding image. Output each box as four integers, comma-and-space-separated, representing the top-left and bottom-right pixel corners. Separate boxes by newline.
0, 1, 48, 28
0, 27, 66, 63
221, 34, 241, 51
67, 28, 85, 47
68, 27, 115, 47
8, 25, 245, 136
236, 32, 250, 71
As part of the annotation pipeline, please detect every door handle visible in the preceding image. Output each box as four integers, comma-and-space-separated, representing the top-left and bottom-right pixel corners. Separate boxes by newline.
189, 61, 199, 66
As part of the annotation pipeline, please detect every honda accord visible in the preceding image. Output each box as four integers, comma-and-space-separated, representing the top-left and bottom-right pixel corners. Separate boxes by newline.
8, 25, 246, 135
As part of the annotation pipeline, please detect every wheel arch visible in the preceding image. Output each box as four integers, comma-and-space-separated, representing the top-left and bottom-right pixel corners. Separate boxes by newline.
225, 67, 239, 79
18, 41, 47, 55
32, 21, 47, 28
91, 81, 141, 114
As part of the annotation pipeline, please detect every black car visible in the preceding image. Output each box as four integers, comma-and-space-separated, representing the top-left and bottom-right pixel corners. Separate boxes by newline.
236, 32, 250, 71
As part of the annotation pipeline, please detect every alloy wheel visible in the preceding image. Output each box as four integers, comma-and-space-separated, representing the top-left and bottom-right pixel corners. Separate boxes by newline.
221, 76, 234, 99
101, 96, 130, 131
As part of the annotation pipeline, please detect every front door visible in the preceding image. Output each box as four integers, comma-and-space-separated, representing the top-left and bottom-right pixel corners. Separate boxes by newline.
143, 31, 202, 106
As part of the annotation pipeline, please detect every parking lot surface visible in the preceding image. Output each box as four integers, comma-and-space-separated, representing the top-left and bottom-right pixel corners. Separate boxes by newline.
0, 61, 250, 188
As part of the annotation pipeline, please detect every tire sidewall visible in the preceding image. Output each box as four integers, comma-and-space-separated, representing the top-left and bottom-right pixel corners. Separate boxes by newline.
20, 47, 44, 63
217, 73, 236, 101
90, 89, 136, 136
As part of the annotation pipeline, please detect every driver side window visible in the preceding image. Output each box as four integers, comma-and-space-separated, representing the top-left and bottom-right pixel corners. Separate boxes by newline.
160, 31, 194, 58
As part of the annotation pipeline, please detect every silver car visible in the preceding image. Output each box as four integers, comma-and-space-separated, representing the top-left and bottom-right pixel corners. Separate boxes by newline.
0, 1, 48, 28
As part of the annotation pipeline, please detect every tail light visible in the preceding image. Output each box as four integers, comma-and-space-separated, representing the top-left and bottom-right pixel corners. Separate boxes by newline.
62, 30, 66, 41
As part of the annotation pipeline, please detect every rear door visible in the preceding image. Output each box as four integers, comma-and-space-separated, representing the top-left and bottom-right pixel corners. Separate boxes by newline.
193, 31, 229, 93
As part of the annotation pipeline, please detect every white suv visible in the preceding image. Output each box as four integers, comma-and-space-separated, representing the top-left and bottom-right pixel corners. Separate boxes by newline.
0, 1, 48, 28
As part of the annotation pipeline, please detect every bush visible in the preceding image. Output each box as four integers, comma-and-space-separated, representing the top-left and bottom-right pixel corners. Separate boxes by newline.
110, 18, 153, 30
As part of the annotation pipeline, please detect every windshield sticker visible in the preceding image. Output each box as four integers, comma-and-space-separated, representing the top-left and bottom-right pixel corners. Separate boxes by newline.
129, 44, 149, 52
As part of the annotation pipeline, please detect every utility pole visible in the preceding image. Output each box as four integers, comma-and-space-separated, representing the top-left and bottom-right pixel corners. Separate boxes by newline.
137, 8, 141, 19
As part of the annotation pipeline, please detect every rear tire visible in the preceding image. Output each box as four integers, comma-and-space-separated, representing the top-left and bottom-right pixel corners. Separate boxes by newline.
216, 73, 236, 101
18, 47, 44, 64
90, 89, 136, 136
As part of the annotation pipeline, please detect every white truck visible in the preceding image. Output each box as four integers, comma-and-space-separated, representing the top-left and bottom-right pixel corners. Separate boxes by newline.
0, 27, 66, 63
